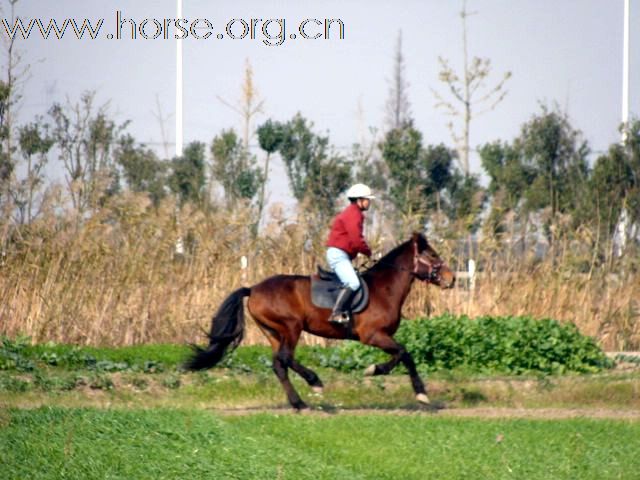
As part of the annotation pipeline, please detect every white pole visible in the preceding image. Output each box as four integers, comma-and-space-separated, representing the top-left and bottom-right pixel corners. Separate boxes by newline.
622, 0, 630, 141
617, 0, 631, 257
174, 0, 184, 255
176, 0, 184, 157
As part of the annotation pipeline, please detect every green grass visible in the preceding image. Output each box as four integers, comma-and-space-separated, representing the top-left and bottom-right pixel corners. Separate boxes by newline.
1, 345, 639, 411
1, 340, 639, 479
3, 365, 638, 412
1, 407, 639, 480
24, 342, 190, 370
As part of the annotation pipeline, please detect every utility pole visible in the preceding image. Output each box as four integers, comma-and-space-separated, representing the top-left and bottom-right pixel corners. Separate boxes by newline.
616, 0, 631, 257
174, 0, 185, 258
622, 0, 630, 141
175, 0, 183, 157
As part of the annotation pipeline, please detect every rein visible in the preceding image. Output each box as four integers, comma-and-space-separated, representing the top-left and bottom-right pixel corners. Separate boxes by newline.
359, 241, 442, 283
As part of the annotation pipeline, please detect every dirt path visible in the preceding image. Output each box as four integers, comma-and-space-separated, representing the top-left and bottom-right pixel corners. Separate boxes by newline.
434, 407, 640, 420
213, 406, 640, 420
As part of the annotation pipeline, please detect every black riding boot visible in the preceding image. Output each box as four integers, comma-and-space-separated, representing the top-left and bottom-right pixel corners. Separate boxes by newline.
329, 286, 356, 325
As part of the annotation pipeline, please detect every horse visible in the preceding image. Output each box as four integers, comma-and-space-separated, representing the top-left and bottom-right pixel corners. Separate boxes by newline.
186, 232, 455, 410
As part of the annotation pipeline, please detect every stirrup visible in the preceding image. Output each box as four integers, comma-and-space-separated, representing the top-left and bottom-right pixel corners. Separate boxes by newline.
329, 312, 350, 325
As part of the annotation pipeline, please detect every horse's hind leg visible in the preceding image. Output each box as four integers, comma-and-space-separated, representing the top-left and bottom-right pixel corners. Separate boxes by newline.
254, 319, 308, 410
268, 326, 324, 394
273, 345, 308, 410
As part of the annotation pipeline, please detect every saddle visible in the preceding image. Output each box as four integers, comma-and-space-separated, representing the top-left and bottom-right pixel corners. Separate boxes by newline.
310, 266, 369, 313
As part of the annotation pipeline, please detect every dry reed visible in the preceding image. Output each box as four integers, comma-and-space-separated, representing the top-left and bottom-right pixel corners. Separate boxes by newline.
1, 193, 638, 351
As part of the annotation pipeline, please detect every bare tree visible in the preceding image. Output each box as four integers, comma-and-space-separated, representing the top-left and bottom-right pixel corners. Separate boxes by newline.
152, 94, 171, 160
216, 59, 265, 150
432, 0, 511, 175
384, 30, 412, 132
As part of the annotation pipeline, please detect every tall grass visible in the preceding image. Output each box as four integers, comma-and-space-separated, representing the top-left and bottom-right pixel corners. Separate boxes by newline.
1, 193, 638, 350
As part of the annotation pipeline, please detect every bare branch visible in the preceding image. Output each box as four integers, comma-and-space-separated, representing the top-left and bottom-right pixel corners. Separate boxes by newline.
216, 59, 265, 149
432, 1, 511, 175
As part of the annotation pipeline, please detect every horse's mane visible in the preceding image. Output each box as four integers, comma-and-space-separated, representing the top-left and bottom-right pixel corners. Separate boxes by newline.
364, 233, 429, 276
363, 241, 408, 275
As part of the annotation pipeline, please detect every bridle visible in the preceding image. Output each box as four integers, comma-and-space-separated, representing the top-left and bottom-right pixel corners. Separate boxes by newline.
412, 240, 443, 283
360, 241, 443, 283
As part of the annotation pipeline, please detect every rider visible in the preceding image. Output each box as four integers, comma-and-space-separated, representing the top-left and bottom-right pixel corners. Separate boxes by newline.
325, 183, 375, 324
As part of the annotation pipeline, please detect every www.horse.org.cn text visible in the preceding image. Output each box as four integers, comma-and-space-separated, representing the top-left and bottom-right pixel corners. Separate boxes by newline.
1, 12, 346, 46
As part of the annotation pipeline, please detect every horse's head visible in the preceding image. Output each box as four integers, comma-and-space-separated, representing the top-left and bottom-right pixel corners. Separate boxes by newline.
411, 232, 455, 289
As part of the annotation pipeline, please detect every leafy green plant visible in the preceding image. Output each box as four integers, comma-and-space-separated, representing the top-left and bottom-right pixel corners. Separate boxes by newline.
88, 374, 114, 390
128, 376, 149, 390
615, 353, 640, 366
0, 375, 31, 392
142, 360, 164, 373
219, 346, 272, 373
161, 374, 181, 390
41, 348, 97, 369
293, 314, 613, 375
0, 314, 613, 381
393, 314, 613, 374
0, 337, 35, 372
32, 371, 79, 392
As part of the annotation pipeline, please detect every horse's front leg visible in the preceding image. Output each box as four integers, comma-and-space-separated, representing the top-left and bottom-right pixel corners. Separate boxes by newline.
290, 358, 324, 395
362, 332, 429, 405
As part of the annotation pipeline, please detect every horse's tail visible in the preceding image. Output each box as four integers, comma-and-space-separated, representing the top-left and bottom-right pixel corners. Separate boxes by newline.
185, 287, 251, 370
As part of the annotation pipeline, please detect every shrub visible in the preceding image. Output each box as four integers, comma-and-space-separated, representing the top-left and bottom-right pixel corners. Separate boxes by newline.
0, 337, 35, 372
291, 315, 613, 374
388, 314, 612, 374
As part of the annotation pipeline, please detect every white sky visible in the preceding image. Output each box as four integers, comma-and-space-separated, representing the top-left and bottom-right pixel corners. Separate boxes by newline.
5, 0, 640, 208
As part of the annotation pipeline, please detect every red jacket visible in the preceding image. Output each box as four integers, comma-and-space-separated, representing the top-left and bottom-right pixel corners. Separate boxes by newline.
326, 203, 372, 259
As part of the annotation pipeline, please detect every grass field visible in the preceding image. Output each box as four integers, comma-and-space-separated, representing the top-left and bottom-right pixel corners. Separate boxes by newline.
2, 342, 640, 479
2, 407, 640, 480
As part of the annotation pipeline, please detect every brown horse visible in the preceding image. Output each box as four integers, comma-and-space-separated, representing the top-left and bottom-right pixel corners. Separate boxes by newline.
186, 232, 455, 409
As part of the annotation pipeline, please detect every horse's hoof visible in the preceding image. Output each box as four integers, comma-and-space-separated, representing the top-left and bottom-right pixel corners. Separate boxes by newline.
292, 401, 308, 411
364, 365, 377, 376
416, 393, 430, 404
312, 386, 324, 395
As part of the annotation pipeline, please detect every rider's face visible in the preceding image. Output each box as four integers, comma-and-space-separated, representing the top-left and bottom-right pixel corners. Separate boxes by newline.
357, 198, 371, 211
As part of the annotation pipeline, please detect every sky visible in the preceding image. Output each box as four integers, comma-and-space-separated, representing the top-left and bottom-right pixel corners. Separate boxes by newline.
4, 0, 640, 210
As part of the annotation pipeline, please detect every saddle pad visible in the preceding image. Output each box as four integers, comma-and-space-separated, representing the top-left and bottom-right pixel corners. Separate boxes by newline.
310, 275, 369, 313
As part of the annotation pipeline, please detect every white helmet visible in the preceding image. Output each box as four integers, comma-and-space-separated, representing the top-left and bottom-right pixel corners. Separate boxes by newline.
346, 183, 375, 199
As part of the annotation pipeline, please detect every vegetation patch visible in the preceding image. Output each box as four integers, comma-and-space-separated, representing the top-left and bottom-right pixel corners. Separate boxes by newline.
0, 315, 614, 384
300, 315, 614, 375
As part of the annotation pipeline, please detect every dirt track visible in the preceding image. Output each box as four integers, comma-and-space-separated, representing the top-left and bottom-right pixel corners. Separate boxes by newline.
213, 406, 640, 420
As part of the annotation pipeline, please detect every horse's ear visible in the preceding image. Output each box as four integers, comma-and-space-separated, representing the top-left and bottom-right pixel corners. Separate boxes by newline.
411, 231, 428, 252
411, 232, 420, 249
